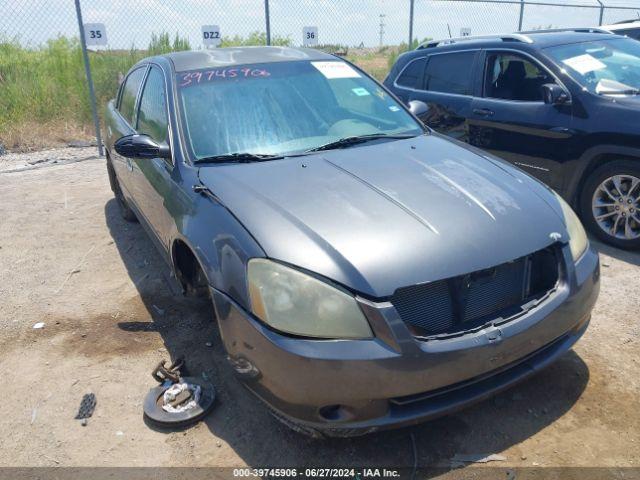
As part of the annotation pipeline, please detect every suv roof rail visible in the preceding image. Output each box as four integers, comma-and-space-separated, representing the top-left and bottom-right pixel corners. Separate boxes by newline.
519, 27, 613, 35
613, 18, 640, 25
417, 33, 533, 49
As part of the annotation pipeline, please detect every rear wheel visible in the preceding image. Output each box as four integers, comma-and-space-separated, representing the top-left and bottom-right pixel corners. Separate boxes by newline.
106, 155, 138, 223
580, 160, 640, 250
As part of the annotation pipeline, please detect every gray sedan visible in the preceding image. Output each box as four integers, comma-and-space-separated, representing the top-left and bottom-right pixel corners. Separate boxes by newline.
104, 47, 599, 437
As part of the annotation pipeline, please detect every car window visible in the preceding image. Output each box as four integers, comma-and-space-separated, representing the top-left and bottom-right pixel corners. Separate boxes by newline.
395, 57, 426, 89
424, 52, 475, 95
483, 52, 555, 102
616, 28, 640, 41
137, 66, 168, 143
545, 38, 640, 95
118, 67, 146, 126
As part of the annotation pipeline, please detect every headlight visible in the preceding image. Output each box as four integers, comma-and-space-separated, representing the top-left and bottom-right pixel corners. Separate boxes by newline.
247, 259, 373, 339
553, 192, 588, 261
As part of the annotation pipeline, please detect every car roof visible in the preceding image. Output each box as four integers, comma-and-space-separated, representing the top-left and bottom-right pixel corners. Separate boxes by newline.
413, 30, 619, 54
151, 46, 337, 72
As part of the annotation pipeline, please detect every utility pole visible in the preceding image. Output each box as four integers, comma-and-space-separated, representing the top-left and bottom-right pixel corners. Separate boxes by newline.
379, 13, 386, 47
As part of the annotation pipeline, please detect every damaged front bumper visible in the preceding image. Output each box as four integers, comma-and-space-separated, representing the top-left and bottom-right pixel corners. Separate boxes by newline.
210, 245, 599, 436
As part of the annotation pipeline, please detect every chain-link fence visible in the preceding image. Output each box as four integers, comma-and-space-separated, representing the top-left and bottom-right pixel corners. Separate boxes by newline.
1, 0, 639, 152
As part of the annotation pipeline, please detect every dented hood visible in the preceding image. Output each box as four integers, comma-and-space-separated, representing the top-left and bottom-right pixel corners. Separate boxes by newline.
198, 135, 567, 297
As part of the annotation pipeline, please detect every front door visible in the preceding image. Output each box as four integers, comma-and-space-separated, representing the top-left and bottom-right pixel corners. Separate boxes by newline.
132, 65, 175, 250
469, 50, 574, 191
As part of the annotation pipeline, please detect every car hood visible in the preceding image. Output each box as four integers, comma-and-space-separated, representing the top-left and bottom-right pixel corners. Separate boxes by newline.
198, 135, 568, 298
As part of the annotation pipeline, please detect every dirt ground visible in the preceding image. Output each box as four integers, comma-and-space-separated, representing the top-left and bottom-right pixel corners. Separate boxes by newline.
0, 148, 639, 472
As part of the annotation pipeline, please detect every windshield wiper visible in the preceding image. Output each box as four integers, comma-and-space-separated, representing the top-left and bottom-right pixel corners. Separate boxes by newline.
598, 88, 640, 96
305, 133, 418, 153
195, 152, 283, 164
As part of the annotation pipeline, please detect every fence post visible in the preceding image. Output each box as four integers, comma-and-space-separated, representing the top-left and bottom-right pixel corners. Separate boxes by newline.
73, 0, 103, 157
75, 0, 104, 157
597, 0, 604, 26
518, 0, 525, 31
409, 0, 415, 48
264, 0, 271, 45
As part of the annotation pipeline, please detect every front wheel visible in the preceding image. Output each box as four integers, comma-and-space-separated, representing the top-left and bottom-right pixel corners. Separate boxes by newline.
580, 160, 640, 250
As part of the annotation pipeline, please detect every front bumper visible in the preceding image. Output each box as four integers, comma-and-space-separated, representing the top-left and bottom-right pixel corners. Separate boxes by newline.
211, 245, 599, 436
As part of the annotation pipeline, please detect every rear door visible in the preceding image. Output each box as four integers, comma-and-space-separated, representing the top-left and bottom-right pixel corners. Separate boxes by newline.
392, 50, 479, 142
468, 50, 574, 190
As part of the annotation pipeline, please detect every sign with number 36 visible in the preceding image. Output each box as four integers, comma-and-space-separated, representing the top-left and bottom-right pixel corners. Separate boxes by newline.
303, 26, 318, 47
84, 23, 107, 46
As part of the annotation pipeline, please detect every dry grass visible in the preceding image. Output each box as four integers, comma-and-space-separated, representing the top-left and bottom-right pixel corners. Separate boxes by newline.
1, 120, 95, 152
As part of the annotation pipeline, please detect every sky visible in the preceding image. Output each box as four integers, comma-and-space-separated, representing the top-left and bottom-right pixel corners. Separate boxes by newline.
2, 0, 640, 49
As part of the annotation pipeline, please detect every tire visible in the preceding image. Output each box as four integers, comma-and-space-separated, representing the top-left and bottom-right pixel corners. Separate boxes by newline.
580, 160, 640, 250
106, 155, 138, 223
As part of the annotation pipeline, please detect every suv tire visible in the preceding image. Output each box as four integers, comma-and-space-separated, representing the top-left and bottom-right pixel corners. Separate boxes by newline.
580, 160, 640, 250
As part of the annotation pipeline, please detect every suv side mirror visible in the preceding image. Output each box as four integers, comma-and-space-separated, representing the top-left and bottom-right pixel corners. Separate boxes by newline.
408, 100, 429, 118
541, 84, 570, 105
114, 134, 171, 159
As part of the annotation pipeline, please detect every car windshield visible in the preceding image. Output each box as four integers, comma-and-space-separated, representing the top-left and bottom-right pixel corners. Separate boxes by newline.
545, 38, 640, 95
176, 60, 423, 161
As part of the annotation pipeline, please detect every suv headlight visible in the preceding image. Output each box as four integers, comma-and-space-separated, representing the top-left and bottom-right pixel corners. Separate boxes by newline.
247, 259, 373, 339
553, 192, 588, 261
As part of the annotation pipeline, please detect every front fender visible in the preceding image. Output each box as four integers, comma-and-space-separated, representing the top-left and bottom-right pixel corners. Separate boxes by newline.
169, 168, 265, 310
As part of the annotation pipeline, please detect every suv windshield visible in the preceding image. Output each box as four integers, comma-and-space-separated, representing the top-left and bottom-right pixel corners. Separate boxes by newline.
545, 38, 640, 95
176, 60, 423, 161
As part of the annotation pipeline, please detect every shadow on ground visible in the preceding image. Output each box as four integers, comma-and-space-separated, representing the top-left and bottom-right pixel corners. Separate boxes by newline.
590, 236, 640, 267
105, 198, 590, 469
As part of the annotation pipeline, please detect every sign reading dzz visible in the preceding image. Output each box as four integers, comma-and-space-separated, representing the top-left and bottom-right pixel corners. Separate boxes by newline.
83, 23, 107, 46
303, 26, 318, 47
202, 25, 221, 47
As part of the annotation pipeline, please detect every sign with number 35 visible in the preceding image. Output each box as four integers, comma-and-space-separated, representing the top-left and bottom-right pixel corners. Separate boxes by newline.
83, 23, 107, 46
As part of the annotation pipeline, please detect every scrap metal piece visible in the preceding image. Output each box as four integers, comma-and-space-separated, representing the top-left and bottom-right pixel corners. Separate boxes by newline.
151, 356, 185, 384
75, 393, 96, 423
143, 376, 215, 428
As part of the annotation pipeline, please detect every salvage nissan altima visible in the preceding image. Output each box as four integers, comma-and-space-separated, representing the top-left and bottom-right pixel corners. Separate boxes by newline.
104, 47, 600, 437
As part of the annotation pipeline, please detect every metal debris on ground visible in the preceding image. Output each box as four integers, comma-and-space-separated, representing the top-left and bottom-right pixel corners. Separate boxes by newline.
143, 357, 215, 428
151, 356, 185, 384
75, 393, 97, 426
162, 381, 201, 413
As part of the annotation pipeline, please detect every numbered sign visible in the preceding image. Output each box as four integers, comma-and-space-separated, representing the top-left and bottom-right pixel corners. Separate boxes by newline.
202, 25, 221, 47
460, 27, 471, 37
84, 23, 107, 46
303, 26, 318, 47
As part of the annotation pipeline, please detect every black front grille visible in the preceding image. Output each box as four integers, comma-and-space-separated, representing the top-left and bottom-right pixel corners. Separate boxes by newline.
391, 246, 560, 337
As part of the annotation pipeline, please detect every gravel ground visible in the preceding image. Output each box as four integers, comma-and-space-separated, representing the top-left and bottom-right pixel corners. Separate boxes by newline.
0, 149, 638, 471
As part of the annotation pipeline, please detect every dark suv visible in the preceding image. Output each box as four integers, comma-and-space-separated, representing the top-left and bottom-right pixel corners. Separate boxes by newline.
385, 30, 640, 249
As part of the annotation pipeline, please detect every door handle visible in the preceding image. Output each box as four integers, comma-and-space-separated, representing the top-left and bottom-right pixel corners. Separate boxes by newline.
473, 108, 494, 117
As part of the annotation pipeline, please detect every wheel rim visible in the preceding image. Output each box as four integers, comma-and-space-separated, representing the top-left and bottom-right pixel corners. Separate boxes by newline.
592, 174, 640, 240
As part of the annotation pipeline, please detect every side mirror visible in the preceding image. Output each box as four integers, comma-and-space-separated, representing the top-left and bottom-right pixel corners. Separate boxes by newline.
114, 134, 171, 159
541, 84, 570, 105
408, 100, 429, 118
